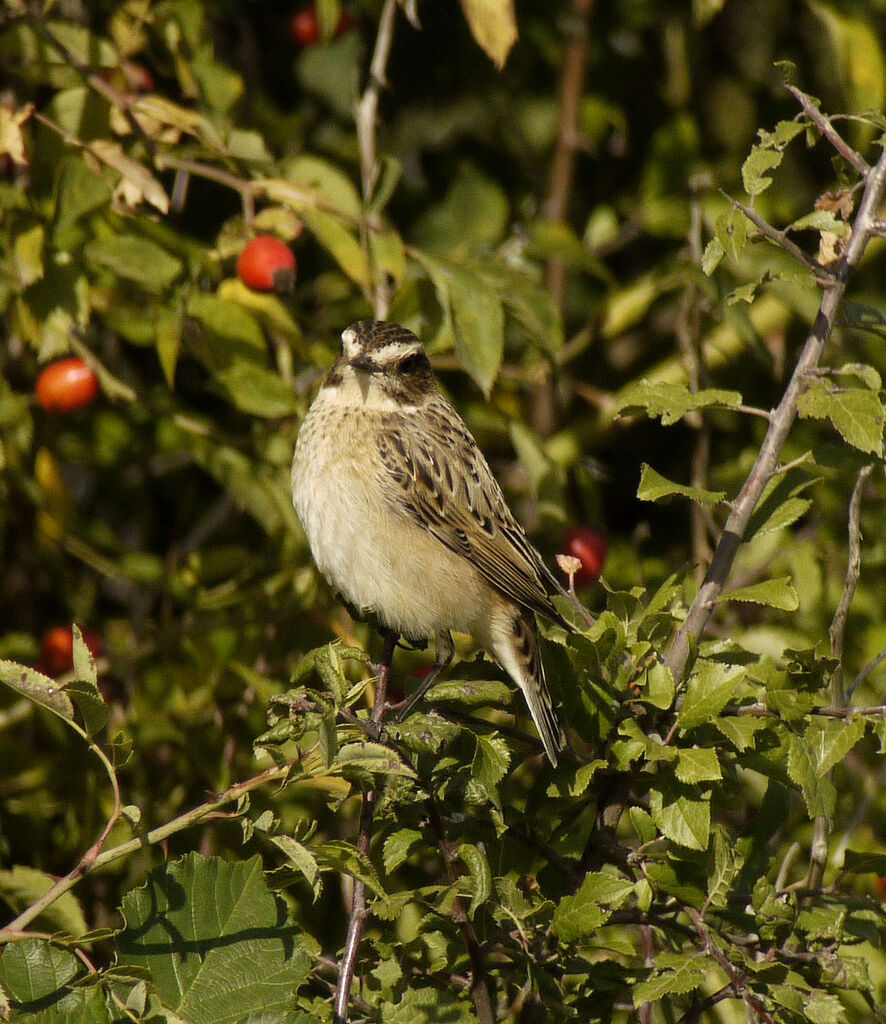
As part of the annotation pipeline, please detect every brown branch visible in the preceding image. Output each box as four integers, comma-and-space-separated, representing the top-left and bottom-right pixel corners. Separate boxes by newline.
333, 630, 396, 1024
0, 761, 294, 941
786, 84, 871, 178
424, 795, 495, 1024
828, 463, 874, 707
664, 145, 886, 684
355, 0, 398, 319
728, 195, 831, 279
543, 0, 595, 311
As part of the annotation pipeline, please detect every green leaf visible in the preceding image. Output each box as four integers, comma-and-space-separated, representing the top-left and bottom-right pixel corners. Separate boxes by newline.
842, 849, 886, 875
84, 234, 182, 292
639, 661, 675, 710
316, 840, 386, 897
0, 939, 100, 1019
215, 361, 299, 418
449, 266, 505, 397
459, 0, 517, 68
301, 208, 371, 288
675, 747, 722, 784
720, 576, 799, 610
472, 733, 510, 790
424, 677, 511, 708
335, 741, 416, 778
788, 733, 836, 820
52, 157, 111, 238
381, 986, 479, 1024
678, 662, 745, 731
705, 826, 746, 910
614, 380, 742, 426
636, 464, 726, 506
797, 378, 885, 455
383, 829, 424, 873
649, 783, 710, 850
413, 166, 509, 256
715, 208, 749, 263
701, 236, 725, 275
749, 496, 813, 541
283, 153, 362, 219
633, 952, 711, 1005
117, 854, 314, 1023
806, 716, 866, 775
741, 146, 783, 196
0, 866, 88, 936
552, 871, 634, 941
459, 843, 492, 916
266, 835, 321, 900
0, 660, 74, 721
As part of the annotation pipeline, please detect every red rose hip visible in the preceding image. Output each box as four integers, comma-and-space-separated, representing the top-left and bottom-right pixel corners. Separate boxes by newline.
563, 526, 607, 586
237, 235, 297, 293
38, 626, 104, 676
36, 358, 99, 413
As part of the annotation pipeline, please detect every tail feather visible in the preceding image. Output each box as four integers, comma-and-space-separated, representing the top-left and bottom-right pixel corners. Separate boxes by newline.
494, 608, 565, 766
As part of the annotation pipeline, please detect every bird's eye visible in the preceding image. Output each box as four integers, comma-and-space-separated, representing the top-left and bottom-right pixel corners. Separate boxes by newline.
398, 353, 426, 375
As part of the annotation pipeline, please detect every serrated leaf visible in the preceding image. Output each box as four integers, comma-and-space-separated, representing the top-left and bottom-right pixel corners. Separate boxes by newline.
797, 379, 885, 455
675, 747, 722, 784
383, 829, 424, 874
614, 380, 742, 426
705, 827, 745, 910
315, 840, 386, 897
117, 854, 314, 1022
749, 496, 813, 540
551, 871, 634, 941
0, 660, 74, 720
721, 576, 799, 610
636, 464, 726, 506
424, 677, 511, 707
650, 784, 710, 850
678, 662, 746, 731
266, 835, 321, 900
472, 733, 510, 789
633, 953, 711, 1005
381, 987, 479, 1024
459, 843, 492, 916
459, 0, 517, 68
335, 741, 416, 778
788, 733, 836, 820
806, 716, 865, 775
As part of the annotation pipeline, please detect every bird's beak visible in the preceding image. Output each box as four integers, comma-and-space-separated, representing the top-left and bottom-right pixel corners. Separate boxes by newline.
349, 353, 378, 374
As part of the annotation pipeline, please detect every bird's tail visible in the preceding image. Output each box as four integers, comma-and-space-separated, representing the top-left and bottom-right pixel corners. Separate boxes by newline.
494, 608, 565, 766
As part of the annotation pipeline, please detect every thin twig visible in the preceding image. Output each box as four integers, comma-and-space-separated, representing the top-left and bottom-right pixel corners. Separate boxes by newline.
0, 761, 294, 941
333, 630, 397, 1024
828, 462, 875, 707
355, 0, 398, 319
665, 144, 886, 684
425, 795, 495, 1024
848, 645, 886, 701
786, 84, 871, 178
728, 195, 831, 279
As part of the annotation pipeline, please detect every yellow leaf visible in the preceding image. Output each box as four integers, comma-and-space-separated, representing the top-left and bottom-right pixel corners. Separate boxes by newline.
86, 140, 170, 214
459, 0, 517, 69
0, 104, 33, 165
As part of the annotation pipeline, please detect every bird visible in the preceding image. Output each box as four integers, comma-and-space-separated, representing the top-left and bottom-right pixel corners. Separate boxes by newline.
291, 319, 569, 766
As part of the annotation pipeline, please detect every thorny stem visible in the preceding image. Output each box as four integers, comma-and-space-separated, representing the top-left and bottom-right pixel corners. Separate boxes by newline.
355, 0, 399, 319
333, 630, 397, 1024
664, 134, 886, 685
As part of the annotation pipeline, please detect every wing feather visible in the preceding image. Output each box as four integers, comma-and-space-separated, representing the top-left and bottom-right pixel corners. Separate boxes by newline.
376, 402, 567, 626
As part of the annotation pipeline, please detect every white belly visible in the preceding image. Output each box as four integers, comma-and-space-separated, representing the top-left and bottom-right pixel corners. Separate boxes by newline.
292, 400, 495, 640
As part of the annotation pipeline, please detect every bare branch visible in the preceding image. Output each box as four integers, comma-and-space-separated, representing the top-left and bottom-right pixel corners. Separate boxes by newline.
665, 145, 886, 683
333, 630, 397, 1024
786, 84, 871, 178
728, 195, 832, 279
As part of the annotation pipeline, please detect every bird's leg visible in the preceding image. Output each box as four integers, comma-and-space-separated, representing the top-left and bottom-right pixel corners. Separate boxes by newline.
395, 630, 455, 722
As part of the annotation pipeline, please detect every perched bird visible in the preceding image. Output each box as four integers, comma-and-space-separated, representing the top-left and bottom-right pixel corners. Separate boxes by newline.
292, 320, 568, 765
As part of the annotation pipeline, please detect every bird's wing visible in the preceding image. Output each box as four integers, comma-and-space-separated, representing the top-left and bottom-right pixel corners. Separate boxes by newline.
376, 404, 567, 625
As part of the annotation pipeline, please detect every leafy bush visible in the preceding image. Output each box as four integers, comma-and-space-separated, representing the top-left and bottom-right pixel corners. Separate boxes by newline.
2, 1, 886, 1022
